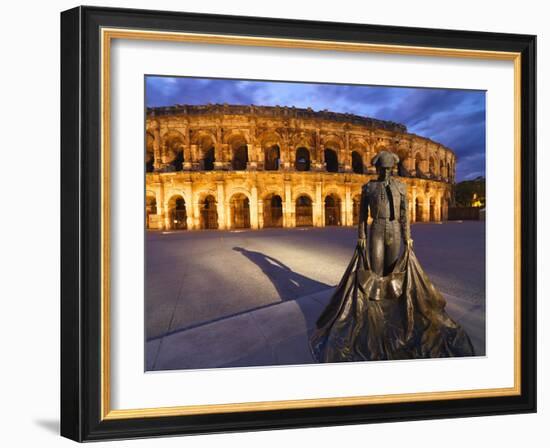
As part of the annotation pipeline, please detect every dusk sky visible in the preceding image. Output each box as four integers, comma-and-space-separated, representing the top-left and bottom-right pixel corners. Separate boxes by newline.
145, 76, 485, 181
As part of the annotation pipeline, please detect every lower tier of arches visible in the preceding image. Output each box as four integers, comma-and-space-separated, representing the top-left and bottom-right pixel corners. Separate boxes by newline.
145, 173, 451, 231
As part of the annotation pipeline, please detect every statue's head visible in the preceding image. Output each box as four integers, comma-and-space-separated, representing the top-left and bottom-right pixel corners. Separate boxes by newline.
371, 151, 399, 181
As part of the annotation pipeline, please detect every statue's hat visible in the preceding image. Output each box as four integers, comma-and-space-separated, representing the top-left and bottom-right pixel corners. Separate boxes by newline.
371, 150, 399, 168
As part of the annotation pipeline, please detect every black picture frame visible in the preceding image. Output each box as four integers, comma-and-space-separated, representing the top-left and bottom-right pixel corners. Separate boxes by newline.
61, 5, 536, 442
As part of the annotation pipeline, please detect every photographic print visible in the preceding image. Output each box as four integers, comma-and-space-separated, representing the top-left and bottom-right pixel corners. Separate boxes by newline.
144, 76, 486, 371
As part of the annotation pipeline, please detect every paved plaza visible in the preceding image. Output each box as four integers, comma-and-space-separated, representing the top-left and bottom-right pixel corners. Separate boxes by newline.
146, 222, 486, 371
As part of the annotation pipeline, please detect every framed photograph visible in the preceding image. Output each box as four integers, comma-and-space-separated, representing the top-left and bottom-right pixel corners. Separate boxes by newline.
60, 5, 536, 442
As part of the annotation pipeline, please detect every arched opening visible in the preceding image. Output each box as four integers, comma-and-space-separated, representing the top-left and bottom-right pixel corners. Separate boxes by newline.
146, 133, 155, 173
447, 162, 452, 181
145, 195, 157, 229
168, 196, 187, 230
429, 157, 436, 177
200, 195, 218, 229
203, 147, 215, 171
232, 145, 248, 170
145, 153, 154, 173
351, 151, 364, 174
263, 194, 283, 227
430, 197, 436, 221
415, 153, 423, 175
169, 151, 184, 171
264, 145, 280, 171
295, 195, 313, 227
415, 197, 423, 222
352, 195, 361, 225
164, 133, 185, 172
324, 194, 342, 226
440, 197, 446, 221
230, 193, 250, 229
324, 148, 338, 172
295, 147, 310, 171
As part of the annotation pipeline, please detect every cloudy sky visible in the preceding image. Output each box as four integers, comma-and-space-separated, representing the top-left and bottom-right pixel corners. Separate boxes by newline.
146, 76, 485, 181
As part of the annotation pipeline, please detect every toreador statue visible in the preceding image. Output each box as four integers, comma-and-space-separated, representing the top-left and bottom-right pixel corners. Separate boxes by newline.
358, 150, 413, 276
309, 150, 475, 362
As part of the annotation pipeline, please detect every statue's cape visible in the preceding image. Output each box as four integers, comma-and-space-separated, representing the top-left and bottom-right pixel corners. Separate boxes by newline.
310, 244, 475, 362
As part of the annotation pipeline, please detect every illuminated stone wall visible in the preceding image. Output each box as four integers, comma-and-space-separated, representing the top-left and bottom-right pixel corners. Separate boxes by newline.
145, 104, 455, 230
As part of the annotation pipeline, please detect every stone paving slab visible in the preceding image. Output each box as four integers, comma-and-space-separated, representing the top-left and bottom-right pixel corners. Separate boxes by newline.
147, 285, 484, 372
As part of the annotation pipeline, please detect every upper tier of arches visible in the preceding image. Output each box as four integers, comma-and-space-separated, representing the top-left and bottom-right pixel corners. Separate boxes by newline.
145, 104, 456, 183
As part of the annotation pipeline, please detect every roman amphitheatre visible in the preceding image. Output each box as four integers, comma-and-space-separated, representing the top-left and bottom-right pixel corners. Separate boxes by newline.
145, 104, 456, 230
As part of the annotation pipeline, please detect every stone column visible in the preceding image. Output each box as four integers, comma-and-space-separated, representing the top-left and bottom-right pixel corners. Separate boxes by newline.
345, 184, 352, 226
435, 192, 442, 221
157, 181, 167, 230
153, 129, 162, 171
250, 185, 259, 229
213, 143, 222, 170
411, 186, 417, 223
216, 181, 226, 230
278, 143, 286, 170
225, 199, 232, 229
343, 133, 351, 172
182, 145, 192, 170
190, 144, 200, 170
420, 159, 429, 175
315, 182, 323, 227
246, 144, 258, 170
404, 157, 415, 172
422, 196, 431, 222
258, 199, 264, 229
284, 181, 293, 228
287, 146, 295, 171
183, 181, 194, 230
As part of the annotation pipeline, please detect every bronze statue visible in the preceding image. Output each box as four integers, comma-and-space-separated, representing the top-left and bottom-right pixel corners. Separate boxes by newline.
309, 150, 475, 362
358, 151, 412, 276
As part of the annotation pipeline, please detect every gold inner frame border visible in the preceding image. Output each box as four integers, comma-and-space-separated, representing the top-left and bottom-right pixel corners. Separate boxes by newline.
100, 27, 522, 421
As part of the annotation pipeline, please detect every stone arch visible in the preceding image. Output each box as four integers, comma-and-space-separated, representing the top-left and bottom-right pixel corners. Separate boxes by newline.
264, 145, 281, 171
414, 152, 423, 176
415, 195, 424, 222
261, 187, 285, 201
167, 194, 187, 230
229, 192, 251, 229
428, 156, 436, 176
324, 148, 339, 172
263, 193, 283, 227
351, 151, 364, 174
192, 132, 216, 170
295, 194, 313, 227
321, 134, 344, 151
162, 130, 185, 171
226, 133, 249, 170
295, 147, 311, 171
324, 193, 342, 226
291, 132, 315, 152
258, 130, 283, 171
199, 194, 218, 229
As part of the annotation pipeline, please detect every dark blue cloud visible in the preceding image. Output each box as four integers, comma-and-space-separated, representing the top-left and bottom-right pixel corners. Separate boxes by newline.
146, 76, 485, 181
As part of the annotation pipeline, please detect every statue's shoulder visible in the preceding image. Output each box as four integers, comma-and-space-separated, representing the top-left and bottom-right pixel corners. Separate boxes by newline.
363, 180, 375, 193
392, 178, 407, 194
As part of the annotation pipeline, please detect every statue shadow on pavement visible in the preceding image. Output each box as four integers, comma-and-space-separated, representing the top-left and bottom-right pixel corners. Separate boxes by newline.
232, 247, 331, 302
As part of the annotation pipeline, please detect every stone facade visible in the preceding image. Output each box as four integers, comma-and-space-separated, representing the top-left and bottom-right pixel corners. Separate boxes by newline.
145, 104, 456, 231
